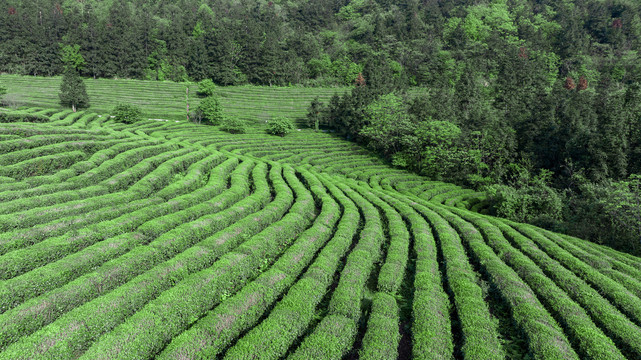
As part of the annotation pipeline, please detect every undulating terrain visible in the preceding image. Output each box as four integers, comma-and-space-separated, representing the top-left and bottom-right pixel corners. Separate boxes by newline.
0, 102, 640, 360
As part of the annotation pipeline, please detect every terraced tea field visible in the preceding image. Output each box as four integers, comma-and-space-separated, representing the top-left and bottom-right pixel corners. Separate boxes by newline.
1, 107, 640, 360
0, 75, 343, 124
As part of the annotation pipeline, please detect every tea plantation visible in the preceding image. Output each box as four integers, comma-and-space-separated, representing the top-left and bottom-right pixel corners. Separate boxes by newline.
0, 102, 640, 359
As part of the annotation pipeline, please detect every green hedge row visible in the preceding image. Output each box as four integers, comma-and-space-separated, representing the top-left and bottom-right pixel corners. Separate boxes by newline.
0, 150, 219, 255
48, 110, 74, 121
326, 180, 384, 321
372, 188, 453, 359
359, 293, 401, 360
501, 221, 641, 357
0, 122, 99, 137
451, 208, 625, 359
0, 139, 123, 167
0, 148, 199, 280
50, 111, 86, 126
0, 148, 182, 236
0, 197, 152, 256
71, 113, 99, 128
0, 150, 87, 180
0, 139, 147, 201
0, 142, 176, 216
342, 181, 407, 360
431, 189, 475, 205
428, 204, 578, 360
293, 179, 383, 359
409, 201, 504, 360
513, 223, 641, 327
0, 162, 277, 356
0, 111, 49, 123
168, 169, 334, 360
0, 132, 116, 154
78, 165, 312, 359
555, 232, 641, 275
541, 229, 641, 287
137, 159, 255, 240
168, 172, 359, 360
349, 180, 409, 295
155, 151, 224, 200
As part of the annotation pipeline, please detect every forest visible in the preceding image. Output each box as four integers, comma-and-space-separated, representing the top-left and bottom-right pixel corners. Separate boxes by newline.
1, 0, 641, 254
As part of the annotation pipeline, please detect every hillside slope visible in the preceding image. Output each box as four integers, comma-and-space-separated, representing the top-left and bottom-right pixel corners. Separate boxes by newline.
0, 74, 343, 124
0, 109, 639, 359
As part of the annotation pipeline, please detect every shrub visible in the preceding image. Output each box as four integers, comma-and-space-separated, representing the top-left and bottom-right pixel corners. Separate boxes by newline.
220, 116, 246, 134
266, 116, 295, 136
485, 169, 563, 227
197, 96, 224, 125
197, 79, 217, 97
111, 104, 142, 124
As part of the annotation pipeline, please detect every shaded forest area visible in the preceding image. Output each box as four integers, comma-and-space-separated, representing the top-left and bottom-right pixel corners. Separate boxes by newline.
1, 0, 641, 254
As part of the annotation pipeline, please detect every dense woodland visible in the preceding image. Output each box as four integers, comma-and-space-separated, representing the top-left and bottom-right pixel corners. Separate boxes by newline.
1, 0, 641, 254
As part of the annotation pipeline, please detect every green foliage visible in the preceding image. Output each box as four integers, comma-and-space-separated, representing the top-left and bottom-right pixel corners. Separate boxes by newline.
197, 96, 223, 125
219, 116, 246, 134
603, 174, 641, 243
266, 116, 295, 136
486, 167, 563, 226
58, 68, 89, 112
59, 44, 85, 71
111, 103, 142, 124
360, 93, 413, 156
565, 174, 641, 255
463, 2, 519, 44
0, 112, 49, 123
197, 79, 217, 97
306, 97, 324, 130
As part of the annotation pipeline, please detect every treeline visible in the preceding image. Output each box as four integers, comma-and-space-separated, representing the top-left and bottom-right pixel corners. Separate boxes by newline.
1, 0, 430, 85
2, 0, 637, 87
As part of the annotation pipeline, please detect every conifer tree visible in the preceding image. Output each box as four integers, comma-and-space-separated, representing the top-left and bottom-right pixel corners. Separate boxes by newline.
59, 44, 90, 112
59, 67, 90, 112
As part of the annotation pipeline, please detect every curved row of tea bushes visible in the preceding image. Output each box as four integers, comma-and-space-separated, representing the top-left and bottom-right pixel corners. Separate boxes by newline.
0, 151, 227, 256
0, 158, 259, 348
540, 230, 641, 293
342, 181, 409, 359
407, 201, 505, 360
0, 148, 200, 279
512, 223, 641, 327
448, 207, 626, 359
0, 150, 87, 180
556, 232, 641, 273
0, 142, 178, 216
291, 178, 384, 359
176, 169, 337, 360
0, 162, 282, 358
426, 203, 579, 360
0, 132, 117, 153
0, 137, 144, 197
166, 172, 360, 360
51, 111, 88, 126
78, 165, 316, 359
492, 219, 641, 357
375, 189, 453, 359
